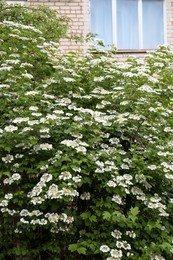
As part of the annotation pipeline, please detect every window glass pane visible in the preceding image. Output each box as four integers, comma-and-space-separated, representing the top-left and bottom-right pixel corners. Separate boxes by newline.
143, 0, 164, 49
117, 0, 139, 49
90, 0, 112, 47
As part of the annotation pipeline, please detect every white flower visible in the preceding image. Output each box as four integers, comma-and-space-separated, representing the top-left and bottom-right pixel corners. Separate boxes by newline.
138, 85, 155, 93
15, 154, 24, 159
147, 165, 157, 170
39, 219, 48, 225
13, 117, 29, 124
121, 164, 129, 170
40, 128, 49, 133
40, 173, 52, 182
126, 230, 136, 238
4, 125, 18, 132
12, 173, 21, 181
63, 77, 75, 82
61, 139, 78, 148
111, 230, 122, 239
165, 173, 173, 179
110, 249, 123, 258
122, 241, 131, 250
28, 120, 39, 126
34, 143, 53, 151
59, 171, 72, 181
3, 178, 9, 185
80, 192, 91, 200
31, 112, 42, 117
47, 184, 60, 199
112, 195, 123, 205
4, 193, 13, 200
40, 165, 49, 171
116, 241, 123, 248
46, 213, 60, 223
31, 186, 42, 196
72, 175, 81, 183
30, 196, 44, 205
20, 218, 29, 224
100, 245, 110, 252
94, 76, 105, 82
22, 73, 33, 79
54, 110, 64, 114
30, 210, 43, 216
25, 91, 40, 96
20, 209, 30, 217
30, 219, 40, 225
107, 181, 116, 188
120, 101, 129, 105
0, 200, 8, 207
2, 154, 14, 163
164, 127, 173, 133
22, 127, 33, 132
76, 146, 87, 154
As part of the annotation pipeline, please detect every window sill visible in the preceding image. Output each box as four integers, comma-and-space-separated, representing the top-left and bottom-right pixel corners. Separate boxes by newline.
116, 49, 153, 54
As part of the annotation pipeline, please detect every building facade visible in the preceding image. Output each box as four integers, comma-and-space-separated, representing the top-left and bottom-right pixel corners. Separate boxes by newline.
6, 0, 173, 59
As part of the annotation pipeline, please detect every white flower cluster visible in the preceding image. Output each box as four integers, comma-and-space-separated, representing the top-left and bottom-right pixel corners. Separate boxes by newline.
131, 186, 146, 201
95, 160, 118, 173
161, 162, 173, 173
116, 240, 131, 250
100, 245, 123, 259
3, 173, 21, 185
4, 125, 18, 132
107, 174, 133, 190
59, 171, 72, 180
27, 173, 52, 204
13, 117, 29, 124
2, 154, 14, 163
45, 212, 74, 224
111, 229, 122, 239
112, 195, 124, 205
4, 193, 13, 200
126, 230, 136, 238
147, 195, 169, 217
33, 143, 53, 152
1, 208, 17, 215
61, 139, 89, 154
44, 184, 79, 200
80, 192, 91, 200
20, 209, 43, 217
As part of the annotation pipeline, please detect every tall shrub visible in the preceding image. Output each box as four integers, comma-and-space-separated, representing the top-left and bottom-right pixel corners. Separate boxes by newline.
1, 6, 173, 257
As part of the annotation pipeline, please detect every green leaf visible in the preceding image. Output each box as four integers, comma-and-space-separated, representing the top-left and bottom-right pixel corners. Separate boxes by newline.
103, 211, 111, 220
77, 247, 87, 254
68, 244, 78, 252
89, 215, 97, 222
80, 212, 91, 219
128, 207, 139, 222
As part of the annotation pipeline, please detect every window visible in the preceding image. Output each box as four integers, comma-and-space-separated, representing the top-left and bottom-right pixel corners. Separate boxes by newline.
90, 0, 164, 49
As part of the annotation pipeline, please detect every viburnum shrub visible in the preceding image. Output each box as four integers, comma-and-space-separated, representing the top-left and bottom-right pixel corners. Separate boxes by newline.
1, 5, 173, 258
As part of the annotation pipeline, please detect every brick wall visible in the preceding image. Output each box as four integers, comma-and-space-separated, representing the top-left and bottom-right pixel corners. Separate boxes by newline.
166, 0, 173, 46
29, 0, 90, 53
29, 0, 173, 56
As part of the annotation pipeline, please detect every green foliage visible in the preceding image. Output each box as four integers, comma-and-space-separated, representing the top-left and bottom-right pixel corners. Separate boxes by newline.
1, 4, 173, 258
0, 1, 68, 42
0, 1, 68, 83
